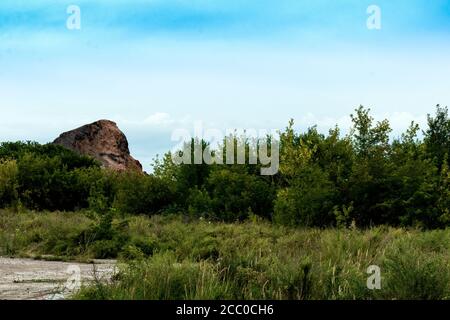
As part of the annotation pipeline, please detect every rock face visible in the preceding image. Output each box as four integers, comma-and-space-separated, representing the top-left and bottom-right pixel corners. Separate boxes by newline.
53, 120, 142, 172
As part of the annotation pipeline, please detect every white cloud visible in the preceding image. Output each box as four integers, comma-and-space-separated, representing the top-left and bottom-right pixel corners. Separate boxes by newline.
117, 112, 194, 130
143, 112, 172, 125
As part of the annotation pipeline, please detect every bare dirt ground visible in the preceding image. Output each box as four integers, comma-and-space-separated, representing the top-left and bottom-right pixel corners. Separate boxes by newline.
0, 257, 116, 300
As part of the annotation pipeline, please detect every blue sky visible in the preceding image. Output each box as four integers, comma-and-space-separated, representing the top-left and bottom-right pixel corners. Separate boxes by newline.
1, 0, 450, 170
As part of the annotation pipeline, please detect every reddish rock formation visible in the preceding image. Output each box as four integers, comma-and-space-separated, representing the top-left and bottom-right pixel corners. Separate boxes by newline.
53, 120, 142, 172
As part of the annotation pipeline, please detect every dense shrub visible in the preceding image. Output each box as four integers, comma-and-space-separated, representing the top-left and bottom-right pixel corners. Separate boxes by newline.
199, 167, 275, 221
0, 141, 98, 169
113, 172, 175, 215
274, 164, 335, 226
0, 142, 99, 211
0, 142, 175, 215
17, 153, 90, 210
1, 105, 449, 228
0, 159, 19, 208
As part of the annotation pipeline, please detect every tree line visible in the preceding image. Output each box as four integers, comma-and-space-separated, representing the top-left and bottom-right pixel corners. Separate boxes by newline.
0, 105, 449, 229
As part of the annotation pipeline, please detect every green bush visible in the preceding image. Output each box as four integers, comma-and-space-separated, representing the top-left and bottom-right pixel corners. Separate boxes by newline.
0, 141, 98, 168
0, 159, 19, 208
198, 168, 275, 221
113, 172, 175, 215
273, 165, 335, 226
17, 153, 81, 210
0, 142, 100, 211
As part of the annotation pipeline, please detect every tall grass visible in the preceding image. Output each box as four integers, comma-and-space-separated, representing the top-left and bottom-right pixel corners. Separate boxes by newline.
77, 216, 450, 300
0, 209, 93, 259
1, 210, 449, 299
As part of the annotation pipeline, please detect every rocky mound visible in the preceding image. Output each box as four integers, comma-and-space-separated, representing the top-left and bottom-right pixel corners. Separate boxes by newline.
53, 120, 142, 172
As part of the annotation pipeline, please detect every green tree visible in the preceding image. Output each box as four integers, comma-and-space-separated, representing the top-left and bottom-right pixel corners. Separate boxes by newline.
0, 159, 19, 208
205, 167, 275, 221
437, 155, 450, 226
113, 172, 175, 215
424, 105, 450, 169
274, 120, 335, 226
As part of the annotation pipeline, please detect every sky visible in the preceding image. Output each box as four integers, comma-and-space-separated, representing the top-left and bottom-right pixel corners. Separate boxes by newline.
1, 0, 450, 171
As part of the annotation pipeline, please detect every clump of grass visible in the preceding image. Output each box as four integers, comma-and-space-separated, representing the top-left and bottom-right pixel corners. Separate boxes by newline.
379, 235, 450, 300
0, 209, 126, 260
0, 209, 93, 259
76, 252, 231, 300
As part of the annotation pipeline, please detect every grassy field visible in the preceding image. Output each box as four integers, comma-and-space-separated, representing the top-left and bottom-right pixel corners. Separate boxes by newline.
1, 209, 450, 300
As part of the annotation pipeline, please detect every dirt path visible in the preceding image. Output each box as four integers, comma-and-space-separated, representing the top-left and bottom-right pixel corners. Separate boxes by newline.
0, 257, 116, 300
